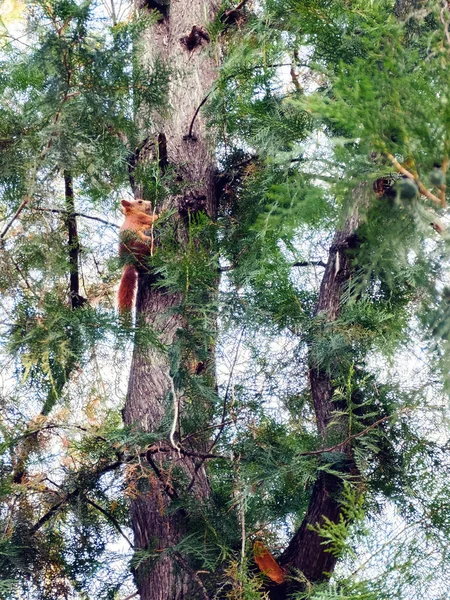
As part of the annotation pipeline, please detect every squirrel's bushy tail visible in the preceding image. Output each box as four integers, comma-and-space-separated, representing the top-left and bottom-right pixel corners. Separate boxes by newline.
118, 265, 137, 312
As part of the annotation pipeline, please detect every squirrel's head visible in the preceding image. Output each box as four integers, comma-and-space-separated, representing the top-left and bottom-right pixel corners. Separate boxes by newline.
120, 199, 153, 214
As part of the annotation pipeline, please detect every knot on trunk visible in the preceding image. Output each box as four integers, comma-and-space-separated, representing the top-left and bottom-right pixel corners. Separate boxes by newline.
178, 190, 207, 217
180, 26, 210, 52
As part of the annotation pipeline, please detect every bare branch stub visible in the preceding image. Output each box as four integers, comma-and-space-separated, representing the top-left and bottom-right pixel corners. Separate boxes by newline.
184, 93, 211, 141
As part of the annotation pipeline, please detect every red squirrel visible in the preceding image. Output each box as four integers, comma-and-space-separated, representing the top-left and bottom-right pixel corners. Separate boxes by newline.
117, 199, 158, 312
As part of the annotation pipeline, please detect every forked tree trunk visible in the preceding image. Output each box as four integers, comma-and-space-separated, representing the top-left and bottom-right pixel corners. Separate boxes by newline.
123, 1, 219, 598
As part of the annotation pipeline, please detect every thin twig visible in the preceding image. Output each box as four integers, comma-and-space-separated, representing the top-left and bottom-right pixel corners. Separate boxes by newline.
181, 419, 237, 444
209, 327, 245, 454
185, 331, 244, 492
119, 593, 138, 600
299, 412, 405, 457
147, 443, 227, 462
0, 197, 31, 241
233, 0, 250, 10
145, 450, 179, 501
29, 207, 120, 228
186, 93, 211, 139
150, 204, 157, 256
440, 156, 448, 204
240, 485, 246, 566
86, 497, 134, 548
9, 255, 33, 291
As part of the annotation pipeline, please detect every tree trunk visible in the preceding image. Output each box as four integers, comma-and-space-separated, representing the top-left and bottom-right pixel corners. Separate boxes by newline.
278, 0, 416, 586
279, 189, 369, 587
123, 2, 219, 598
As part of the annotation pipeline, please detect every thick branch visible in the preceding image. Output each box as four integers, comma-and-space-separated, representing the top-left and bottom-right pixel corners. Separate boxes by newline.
292, 260, 327, 268
29, 489, 80, 534
385, 152, 445, 206
64, 172, 87, 309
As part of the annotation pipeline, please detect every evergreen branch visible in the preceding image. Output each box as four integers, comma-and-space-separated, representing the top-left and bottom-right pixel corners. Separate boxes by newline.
29, 207, 120, 228
299, 411, 409, 456
385, 152, 445, 206
29, 489, 80, 534
85, 497, 134, 548
28, 456, 126, 534
0, 86, 79, 242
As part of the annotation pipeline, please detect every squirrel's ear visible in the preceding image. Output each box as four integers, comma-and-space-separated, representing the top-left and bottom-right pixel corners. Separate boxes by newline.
121, 200, 132, 209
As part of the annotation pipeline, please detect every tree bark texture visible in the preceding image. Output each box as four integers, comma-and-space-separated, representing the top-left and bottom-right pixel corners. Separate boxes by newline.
123, 2, 219, 598
134, 0, 219, 217
279, 0, 413, 584
64, 171, 86, 310
279, 190, 369, 587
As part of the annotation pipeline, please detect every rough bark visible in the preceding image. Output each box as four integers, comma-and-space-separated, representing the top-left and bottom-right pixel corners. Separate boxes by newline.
279, 189, 369, 588
123, 1, 219, 598
64, 172, 86, 309
278, 0, 416, 587
393, 0, 426, 18
134, 0, 218, 217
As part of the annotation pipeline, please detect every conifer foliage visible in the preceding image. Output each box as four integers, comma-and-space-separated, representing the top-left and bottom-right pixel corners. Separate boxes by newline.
1, 1, 450, 599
